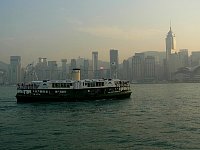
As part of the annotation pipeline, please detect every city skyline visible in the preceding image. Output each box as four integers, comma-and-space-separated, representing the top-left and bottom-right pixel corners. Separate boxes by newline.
1, 0, 200, 65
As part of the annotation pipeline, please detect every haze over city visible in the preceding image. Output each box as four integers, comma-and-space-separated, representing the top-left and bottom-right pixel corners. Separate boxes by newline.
1, 0, 200, 65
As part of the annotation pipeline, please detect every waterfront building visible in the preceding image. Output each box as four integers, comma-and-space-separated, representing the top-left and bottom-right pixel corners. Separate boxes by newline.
75, 57, 85, 79
122, 59, 130, 80
9, 56, 21, 84
38, 57, 48, 67
144, 56, 155, 82
131, 53, 145, 82
83, 59, 89, 79
179, 49, 189, 67
70, 59, 77, 70
35, 58, 48, 81
0, 61, 9, 84
92, 51, 98, 78
174, 66, 200, 82
169, 53, 181, 79
61, 59, 67, 79
110, 49, 119, 79
144, 51, 165, 80
191, 51, 200, 67
61, 59, 67, 72
48, 61, 58, 80
68, 59, 77, 79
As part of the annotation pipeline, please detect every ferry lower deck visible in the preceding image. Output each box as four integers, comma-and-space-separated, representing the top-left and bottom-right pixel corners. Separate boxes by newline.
16, 87, 132, 102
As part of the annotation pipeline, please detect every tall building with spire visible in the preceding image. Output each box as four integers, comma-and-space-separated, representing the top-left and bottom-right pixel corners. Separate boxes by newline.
165, 25, 176, 61
165, 24, 181, 80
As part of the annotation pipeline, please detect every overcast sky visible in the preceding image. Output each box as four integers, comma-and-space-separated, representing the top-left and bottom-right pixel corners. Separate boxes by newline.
1, 0, 200, 65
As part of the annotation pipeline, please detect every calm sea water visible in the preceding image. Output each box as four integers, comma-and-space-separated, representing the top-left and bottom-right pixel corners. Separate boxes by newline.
0, 84, 200, 150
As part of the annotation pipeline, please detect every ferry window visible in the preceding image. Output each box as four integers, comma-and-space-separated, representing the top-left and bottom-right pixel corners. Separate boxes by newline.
61, 83, 66, 88
92, 82, 95, 87
101, 82, 104, 86
55, 83, 60, 88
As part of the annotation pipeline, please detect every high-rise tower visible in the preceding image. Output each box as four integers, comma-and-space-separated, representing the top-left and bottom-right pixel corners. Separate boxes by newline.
92, 51, 98, 78
165, 24, 181, 80
61, 59, 67, 79
110, 49, 119, 79
9, 56, 21, 84
165, 25, 176, 61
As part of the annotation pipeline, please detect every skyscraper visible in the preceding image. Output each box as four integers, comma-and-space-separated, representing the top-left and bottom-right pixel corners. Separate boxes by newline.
70, 59, 77, 70
110, 49, 119, 79
166, 25, 176, 61
122, 59, 129, 80
144, 56, 155, 81
92, 51, 98, 78
61, 59, 67, 79
165, 25, 181, 80
48, 61, 58, 80
83, 59, 89, 79
132, 53, 145, 82
9, 56, 21, 84
191, 51, 200, 67
35, 57, 48, 81
179, 49, 189, 67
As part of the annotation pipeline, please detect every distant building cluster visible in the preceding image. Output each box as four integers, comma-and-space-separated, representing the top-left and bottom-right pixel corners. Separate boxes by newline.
1, 26, 200, 84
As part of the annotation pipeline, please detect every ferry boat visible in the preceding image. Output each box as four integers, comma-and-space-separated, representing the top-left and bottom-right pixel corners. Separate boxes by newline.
16, 69, 132, 102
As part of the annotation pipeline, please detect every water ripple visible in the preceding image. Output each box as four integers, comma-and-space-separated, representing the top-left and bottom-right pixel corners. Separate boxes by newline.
0, 84, 200, 149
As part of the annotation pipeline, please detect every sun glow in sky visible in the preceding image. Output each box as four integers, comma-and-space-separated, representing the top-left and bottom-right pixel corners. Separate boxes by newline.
1, 0, 200, 64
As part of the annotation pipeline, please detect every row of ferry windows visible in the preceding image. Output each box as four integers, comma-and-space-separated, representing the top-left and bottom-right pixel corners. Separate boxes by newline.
52, 82, 105, 88
85, 82, 104, 87
52, 83, 72, 88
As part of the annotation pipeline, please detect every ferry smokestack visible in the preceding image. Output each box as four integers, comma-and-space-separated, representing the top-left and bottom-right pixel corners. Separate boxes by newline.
71, 68, 80, 81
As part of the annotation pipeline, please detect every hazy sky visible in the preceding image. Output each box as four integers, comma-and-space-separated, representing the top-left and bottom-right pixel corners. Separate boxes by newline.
1, 0, 200, 65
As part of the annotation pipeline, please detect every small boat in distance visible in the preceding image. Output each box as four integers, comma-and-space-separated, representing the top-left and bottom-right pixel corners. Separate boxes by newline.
16, 69, 132, 102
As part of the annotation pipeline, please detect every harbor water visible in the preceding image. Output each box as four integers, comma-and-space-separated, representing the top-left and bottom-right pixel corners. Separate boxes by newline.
0, 83, 200, 149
